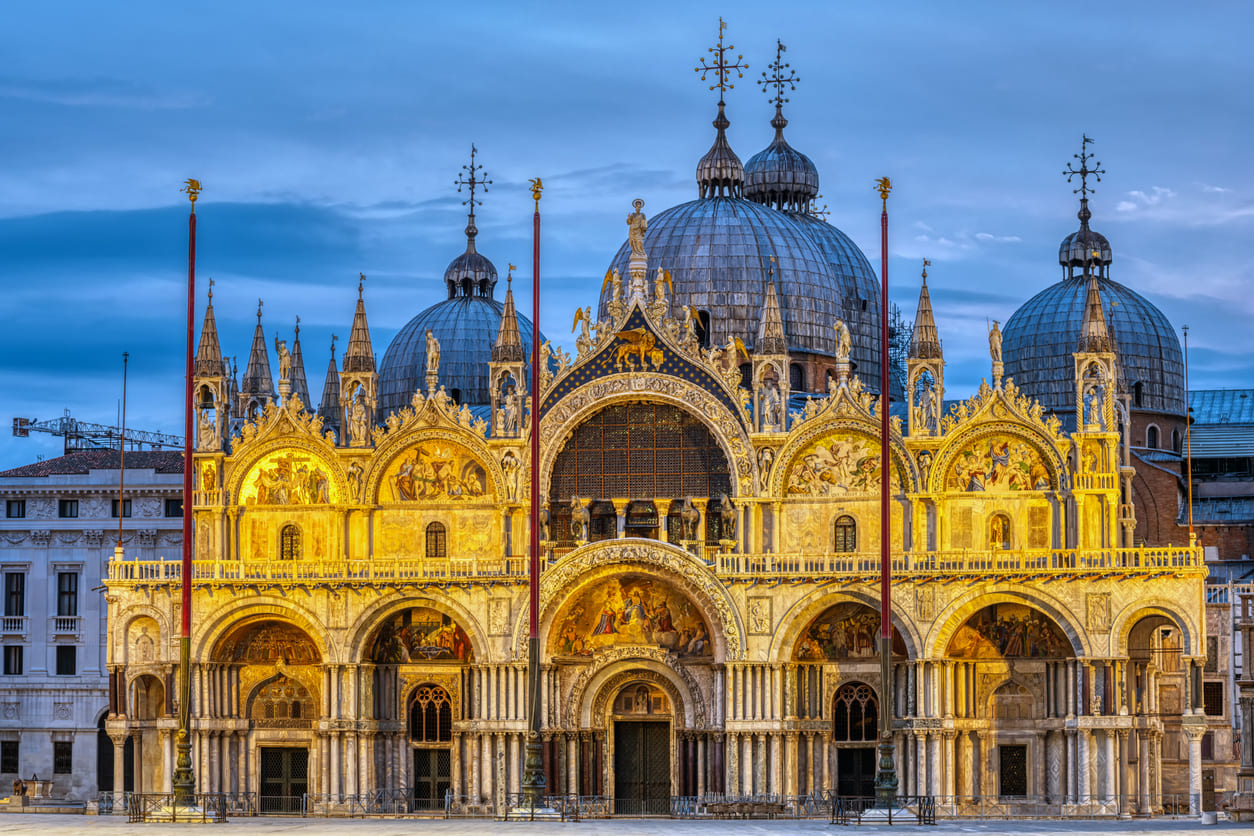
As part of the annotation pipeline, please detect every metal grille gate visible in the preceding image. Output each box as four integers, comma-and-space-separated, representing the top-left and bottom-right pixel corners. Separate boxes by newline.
412, 748, 451, 811
260, 747, 308, 814
999, 745, 1027, 797
614, 721, 669, 815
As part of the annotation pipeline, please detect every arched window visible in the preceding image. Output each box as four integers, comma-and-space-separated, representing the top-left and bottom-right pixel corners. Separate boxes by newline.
695, 311, 711, 349
833, 516, 857, 553
738, 363, 752, 391
1134, 381, 1144, 408
409, 684, 453, 742
789, 363, 806, 392
280, 525, 301, 560
989, 513, 1011, 550
449, 388, 461, 405
1146, 425, 1160, 449
1172, 429, 1182, 453
425, 522, 447, 558
832, 682, 878, 742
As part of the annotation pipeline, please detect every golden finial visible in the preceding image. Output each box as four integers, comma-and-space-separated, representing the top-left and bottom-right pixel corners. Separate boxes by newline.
181, 178, 202, 212
921, 258, 931, 280
358, 272, 366, 298
207, 276, 214, 302
529, 178, 543, 210
507, 263, 517, 287
875, 177, 892, 208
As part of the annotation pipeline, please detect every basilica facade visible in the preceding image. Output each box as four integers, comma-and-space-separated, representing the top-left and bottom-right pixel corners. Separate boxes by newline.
102, 37, 1208, 816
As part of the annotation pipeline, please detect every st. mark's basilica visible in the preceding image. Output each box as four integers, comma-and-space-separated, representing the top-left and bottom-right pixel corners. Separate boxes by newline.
101, 31, 1211, 817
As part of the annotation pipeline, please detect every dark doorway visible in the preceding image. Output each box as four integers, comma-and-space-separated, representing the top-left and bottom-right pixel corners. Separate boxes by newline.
259, 747, 308, 814
96, 716, 113, 793
836, 747, 876, 797
1203, 769, 1216, 811
614, 721, 669, 815
998, 745, 1027, 797
413, 748, 451, 811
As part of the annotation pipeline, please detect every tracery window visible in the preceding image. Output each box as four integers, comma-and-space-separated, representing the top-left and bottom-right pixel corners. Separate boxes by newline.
425, 522, 447, 559
834, 516, 857, 553
409, 684, 453, 742
280, 525, 301, 561
832, 682, 877, 742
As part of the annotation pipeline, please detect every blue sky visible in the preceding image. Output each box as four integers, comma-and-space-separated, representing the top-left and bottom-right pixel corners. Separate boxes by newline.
2, 1, 1252, 467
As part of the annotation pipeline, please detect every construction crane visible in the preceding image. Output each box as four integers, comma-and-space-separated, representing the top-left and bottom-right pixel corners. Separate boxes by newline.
12, 410, 183, 455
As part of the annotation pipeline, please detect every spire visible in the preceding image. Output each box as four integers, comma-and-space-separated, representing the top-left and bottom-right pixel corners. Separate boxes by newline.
290, 316, 310, 407
343, 274, 376, 373
194, 278, 225, 377
757, 262, 788, 355
695, 18, 747, 198
239, 299, 275, 399
317, 335, 341, 431
492, 268, 525, 363
909, 259, 942, 360
1077, 269, 1113, 354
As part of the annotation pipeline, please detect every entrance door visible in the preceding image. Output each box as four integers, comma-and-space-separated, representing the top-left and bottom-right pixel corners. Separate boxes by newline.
998, 745, 1027, 797
413, 748, 451, 811
836, 747, 876, 798
259, 748, 308, 814
614, 721, 669, 815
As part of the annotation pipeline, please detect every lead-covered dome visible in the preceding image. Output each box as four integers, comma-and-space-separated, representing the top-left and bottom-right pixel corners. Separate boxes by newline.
744, 110, 819, 213
1058, 198, 1113, 272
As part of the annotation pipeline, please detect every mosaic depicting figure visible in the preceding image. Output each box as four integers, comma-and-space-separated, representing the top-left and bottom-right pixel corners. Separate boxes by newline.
947, 603, 1071, 659
551, 574, 712, 658
369, 607, 473, 663
785, 432, 901, 496
793, 602, 906, 661
382, 441, 490, 502
215, 621, 321, 665
945, 434, 1052, 492
241, 452, 335, 505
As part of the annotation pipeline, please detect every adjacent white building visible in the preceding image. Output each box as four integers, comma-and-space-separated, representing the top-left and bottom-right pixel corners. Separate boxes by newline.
0, 450, 182, 801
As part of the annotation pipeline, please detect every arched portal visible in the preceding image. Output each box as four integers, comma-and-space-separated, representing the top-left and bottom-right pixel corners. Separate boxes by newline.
407, 683, 453, 811
831, 681, 878, 799
608, 680, 673, 815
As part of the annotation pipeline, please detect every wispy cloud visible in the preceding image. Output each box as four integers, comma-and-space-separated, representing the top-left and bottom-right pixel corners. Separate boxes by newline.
0, 76, 209, 109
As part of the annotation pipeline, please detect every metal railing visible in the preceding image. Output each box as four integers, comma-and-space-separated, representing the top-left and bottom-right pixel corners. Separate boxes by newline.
443, 793, 610, 820
302, 788, 419, 816
124, 792, 227, 823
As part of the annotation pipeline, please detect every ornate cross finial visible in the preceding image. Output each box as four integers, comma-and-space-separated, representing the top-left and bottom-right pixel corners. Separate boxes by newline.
758, 39, 798, 107
256, 299, 263, 322
207, 276, 214, 302
1064, 134, 1105, 199
455, 144, 491, 213
330, 334, 337, 359
921, 258, 931, 280
358, 272, 366, 298
695, 17, 747, 103
809, 194, 830, 220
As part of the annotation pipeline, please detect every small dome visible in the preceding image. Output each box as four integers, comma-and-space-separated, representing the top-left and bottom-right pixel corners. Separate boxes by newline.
443, 248, 498, 299
744, 111, 819, 213
696, 102, 744, 199
1058, 199, 1112, 272
378, 296, 541, 412
1003, 276, 1184, 416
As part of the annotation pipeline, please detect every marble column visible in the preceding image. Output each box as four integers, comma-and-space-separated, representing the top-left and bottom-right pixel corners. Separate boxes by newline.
1076, 729, 1091, 803
1103, 730, 1116, 804
1138, 731, 1151, 815
958, 732, 973, 800
943, 732, 955, 798
784, 732, 798, 796
929, 732, 942, 798
1046, 730, 1062, 804
1185, 725, 1204, 816
109, 731, 128, 804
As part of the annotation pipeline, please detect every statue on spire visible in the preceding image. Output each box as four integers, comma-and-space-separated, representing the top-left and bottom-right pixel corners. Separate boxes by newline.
626, 198, 648, 257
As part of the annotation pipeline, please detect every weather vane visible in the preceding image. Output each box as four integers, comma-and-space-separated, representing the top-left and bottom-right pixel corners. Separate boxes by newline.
922, 258, 931, 279
758, 39, 798, 107
256, 298, 263, 322
455, 144, 491, 211
358, 272, 366, 297
295, 314, 301, 338
330, 334, 338, 359
875, 177, 892, 208
1064, 134, 1105, 199
207, 276, 214, 302
181, 178, 202, 210
695, 17, 747, 102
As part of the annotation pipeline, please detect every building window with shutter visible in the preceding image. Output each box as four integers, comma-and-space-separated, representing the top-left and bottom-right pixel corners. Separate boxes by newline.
280, 525, 301, 561
425, 522, 447, 559
833, 516, 857, 553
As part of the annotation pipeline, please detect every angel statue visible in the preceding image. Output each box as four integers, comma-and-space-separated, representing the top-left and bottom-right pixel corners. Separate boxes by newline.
572, 306, 593, 356
833, 319, 852, 364
653, 268, 673, 307
274, 336, 292, 382
680, 305, 700, 348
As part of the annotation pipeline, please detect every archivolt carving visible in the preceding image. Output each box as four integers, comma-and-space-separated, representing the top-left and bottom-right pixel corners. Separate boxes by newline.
366, 425, 504, 504
564, 647, 705, 730
526, 540, 743, 661
538, 375, 755, 497
771, 416, 916, 496
224, 434, 346, 509
930, 422, 1066, 495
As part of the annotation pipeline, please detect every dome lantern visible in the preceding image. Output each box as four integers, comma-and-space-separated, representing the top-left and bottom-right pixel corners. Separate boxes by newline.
744, 40, 819, 213
694, 18, 748, 198
1059, 135, 1113, 277
445, 144, 499, 300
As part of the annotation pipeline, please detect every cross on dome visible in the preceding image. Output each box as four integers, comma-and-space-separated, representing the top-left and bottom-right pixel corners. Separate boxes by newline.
758, 39, 798, 108
695, 17, 747, 104
455, 143, 491, 213
1064, 134, 1105, 199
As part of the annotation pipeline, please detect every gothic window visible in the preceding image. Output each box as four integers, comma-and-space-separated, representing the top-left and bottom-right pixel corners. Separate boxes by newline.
409, 685, 453, 742
1146, 425, 1160, 449
280, 525, 301, 561
833, 516, 857, 553
425, 522, 447, 559
989, 514, 1011, 550
832, 682, 877, 742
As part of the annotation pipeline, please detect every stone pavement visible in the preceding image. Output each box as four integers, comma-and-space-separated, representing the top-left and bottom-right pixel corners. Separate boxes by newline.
0, 816, 1249, 835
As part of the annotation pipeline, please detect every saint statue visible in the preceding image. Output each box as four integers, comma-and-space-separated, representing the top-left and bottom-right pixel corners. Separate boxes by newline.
761, 379, 783, 430
275, 337, 292, 381
348, 389, 369, 446
626, 199, 647, 257
501, 451, 521, 501
425, 329, 441, 375
988, 320, 1003, 364
570, 497, 590, 541
196, 408, 216, 451
833, 319, 852, 363
502, 386, 520, 435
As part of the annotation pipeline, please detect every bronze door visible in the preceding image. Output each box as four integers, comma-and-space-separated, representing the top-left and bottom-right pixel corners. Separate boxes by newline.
999, 745, 1027, 797
614, 721, 670, 815
413, 748, 451, 811
836, 747, 876, 797
259, 747, 308, 814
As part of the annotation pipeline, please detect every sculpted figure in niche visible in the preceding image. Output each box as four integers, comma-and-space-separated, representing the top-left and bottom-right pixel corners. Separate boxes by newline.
502, 385, 520, 435
197, 408, 217, 451
346, 461, 364, 501
570, 497, 590, 541
348, 387, 370, 446
501, 451, 520, 501
761, 377, 783, 431
758, 446, 775, 477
